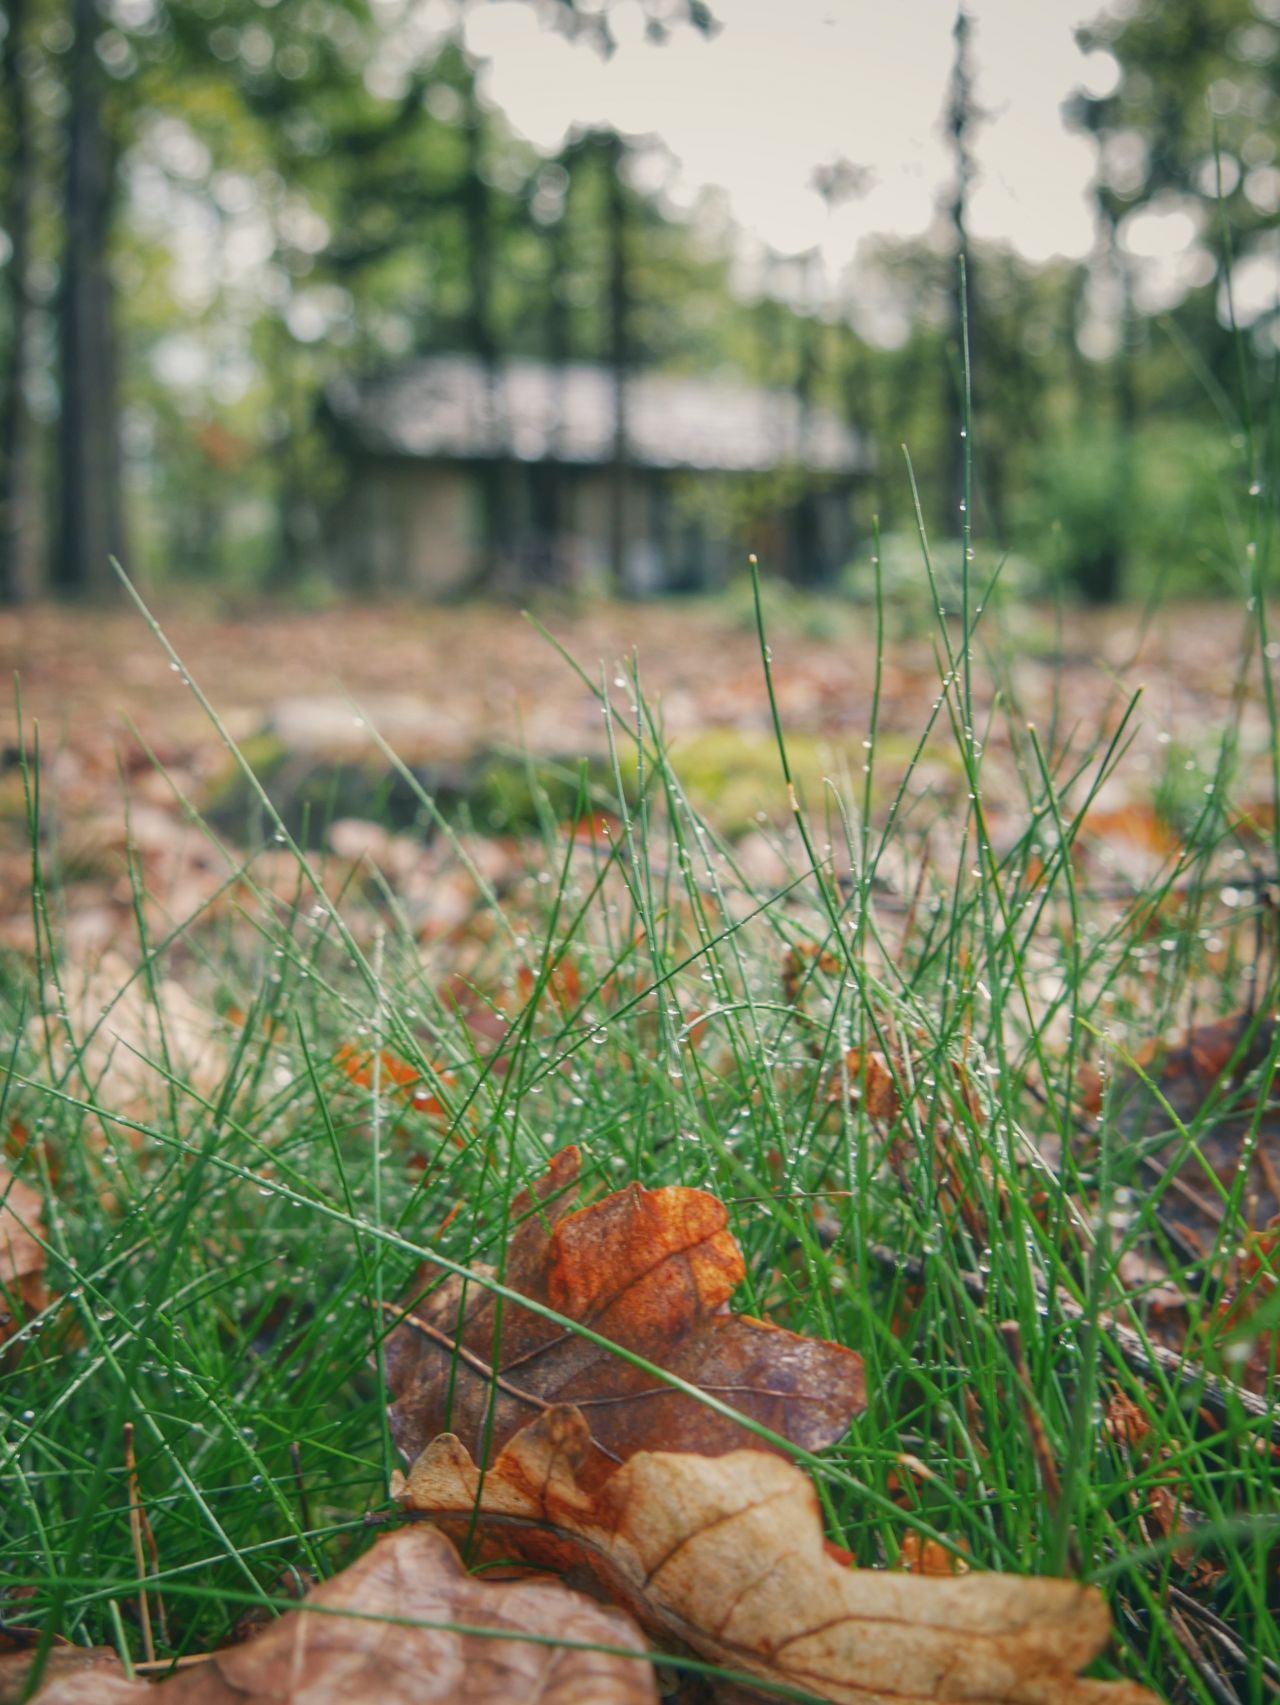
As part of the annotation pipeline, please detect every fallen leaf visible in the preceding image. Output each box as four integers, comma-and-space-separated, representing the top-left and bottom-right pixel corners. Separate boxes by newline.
0, 1648, 123, 1704
1102, 1391, 1152, 1452
826, 1048, 900, 1121
896, 1532, 970, 1575
1080, 804, 1179, 860
335, 1042, 456, 1120
27, 1526, 656, 1703
384, 1148, 865, 1488
516, 957, 583, 1013
35, 951, 227, 1133
782, 942, 839, 1006
398, 1405, 1156, 1705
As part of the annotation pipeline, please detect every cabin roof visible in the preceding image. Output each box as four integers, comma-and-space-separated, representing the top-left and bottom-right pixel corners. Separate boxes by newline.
325, 356, 869, 476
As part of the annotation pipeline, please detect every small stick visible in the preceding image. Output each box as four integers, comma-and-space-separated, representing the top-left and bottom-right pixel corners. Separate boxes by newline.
289, 1441, 312, 1537
123, 1423, 154, 1666
1167, 1604, 1242, 1705
1168, 1585, 1280, 1696
133, 1653, 217, 1674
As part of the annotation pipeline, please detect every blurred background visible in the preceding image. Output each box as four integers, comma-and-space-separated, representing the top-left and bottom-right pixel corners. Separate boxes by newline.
0, 0, 1275, 614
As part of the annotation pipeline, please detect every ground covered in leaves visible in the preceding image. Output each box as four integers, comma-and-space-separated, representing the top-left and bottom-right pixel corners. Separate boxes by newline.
0, 589, 1277, 1704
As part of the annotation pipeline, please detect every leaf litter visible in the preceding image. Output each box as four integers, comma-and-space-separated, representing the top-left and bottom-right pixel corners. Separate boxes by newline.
4, 598, 1280, 1699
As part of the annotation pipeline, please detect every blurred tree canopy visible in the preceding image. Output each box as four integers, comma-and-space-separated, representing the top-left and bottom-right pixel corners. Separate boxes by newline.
0, 0, 1273, 606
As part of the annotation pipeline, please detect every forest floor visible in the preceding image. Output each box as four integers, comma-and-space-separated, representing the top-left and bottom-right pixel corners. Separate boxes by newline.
1, 589, 1278, 1703
2, 592, 1273, 899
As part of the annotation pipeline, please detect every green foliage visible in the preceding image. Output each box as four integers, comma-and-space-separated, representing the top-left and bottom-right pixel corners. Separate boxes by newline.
1, 0, 1278, 599
1014, 423, 1245, 601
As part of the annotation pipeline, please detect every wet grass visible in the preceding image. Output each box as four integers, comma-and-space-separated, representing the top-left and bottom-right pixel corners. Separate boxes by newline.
1, 494, 1278, 1703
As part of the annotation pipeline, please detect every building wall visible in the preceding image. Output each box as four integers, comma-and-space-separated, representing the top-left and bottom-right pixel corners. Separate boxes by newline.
332, 460, 475, 597
332, 455, 854, 596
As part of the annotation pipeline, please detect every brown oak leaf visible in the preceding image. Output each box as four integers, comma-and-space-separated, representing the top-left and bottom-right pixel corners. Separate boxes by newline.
1, 1649, 126, 1704
26, 1526, 656, 1703
398, 1406, 1159, 1705
383, 1147, 865, 1489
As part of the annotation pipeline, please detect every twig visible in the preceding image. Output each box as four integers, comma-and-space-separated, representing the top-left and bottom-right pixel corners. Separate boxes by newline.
1168, 1604, 1242, 1705
1167, 1585, 1280, 1696
123, 1423, 155, 1665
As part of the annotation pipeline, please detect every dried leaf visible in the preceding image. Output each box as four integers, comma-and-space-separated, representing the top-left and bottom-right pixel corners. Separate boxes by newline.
384, 1148, 865, 1488
896, 1532, 970, 1576
37, 952, 227, 1132
1102, 1391, 1152, 1452
398, 1406, 1157, 1705
27, 1526, 656, 1703
826, 1048, 900, 1121
335, 1042, 456, 1120
516, 958, 583, 1013
0, 1648, 123, 1704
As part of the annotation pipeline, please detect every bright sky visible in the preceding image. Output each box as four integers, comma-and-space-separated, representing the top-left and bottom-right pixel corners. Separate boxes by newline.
465, 0, 1119, 283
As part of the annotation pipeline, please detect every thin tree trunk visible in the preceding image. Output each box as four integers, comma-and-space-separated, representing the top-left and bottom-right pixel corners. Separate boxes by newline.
943, 6, 977, 531
56, 0, 125, 596
462, 83, 503, 588
0, 0, 38, 602
538, 167, 571, 586
1087, 214, 1135, 603
789, 249, 827, 587
604, 133, 631, 596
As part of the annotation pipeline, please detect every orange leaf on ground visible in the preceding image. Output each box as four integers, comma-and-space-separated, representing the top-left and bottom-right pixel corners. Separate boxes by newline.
896, 1531, 970, 1576
0, 1649, 123, 1703
335, 1042, 456, 1119
826, 1047, 901, 1121
384, 1147, 865, 1489
26, 1527, 655, 1703
398, 1405, 1158, 1705
516, 958, 583, 1013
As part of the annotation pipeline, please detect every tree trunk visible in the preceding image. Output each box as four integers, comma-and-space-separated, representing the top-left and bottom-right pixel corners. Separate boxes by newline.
943, 6, 977, 533
788, 250, 828, 587
462, 82, 504, 589
0, 0, 38, 602
56, 0, 125, 597
603, 133, 631, 596
536, 164, 571, 587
